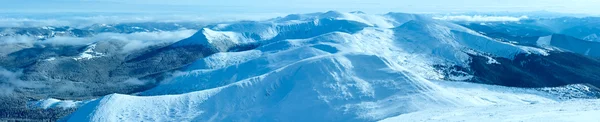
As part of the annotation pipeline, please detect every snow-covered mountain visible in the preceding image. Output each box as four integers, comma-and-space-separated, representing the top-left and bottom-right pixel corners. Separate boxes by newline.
458, 17, 600, 58
50, 11, 600, 122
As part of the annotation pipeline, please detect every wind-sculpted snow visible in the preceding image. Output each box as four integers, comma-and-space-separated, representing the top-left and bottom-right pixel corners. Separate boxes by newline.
64, 11, 599, 122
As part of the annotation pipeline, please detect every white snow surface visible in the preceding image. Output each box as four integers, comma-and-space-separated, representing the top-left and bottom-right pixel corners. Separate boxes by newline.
537, 35, 554, 49
186, 50, 263, 70
28, 98, 88, 109
583, 33, 600, 42
73, 44, 105, 61
535, 34, 600, 57
379, 99, 600, 122
64, 11, 595, 122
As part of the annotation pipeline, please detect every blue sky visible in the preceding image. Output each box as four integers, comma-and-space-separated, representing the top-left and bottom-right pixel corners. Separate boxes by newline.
1, 0, 599, 14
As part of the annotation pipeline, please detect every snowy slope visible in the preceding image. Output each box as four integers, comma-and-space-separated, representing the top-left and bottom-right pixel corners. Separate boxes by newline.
536, 34, 600, 57
379, 99, 600, 122
393, 19, 547, 66
73, 44, 105, 61
64, 11, 597, 122
457, 19, 600, 58
28, 98, 89, 109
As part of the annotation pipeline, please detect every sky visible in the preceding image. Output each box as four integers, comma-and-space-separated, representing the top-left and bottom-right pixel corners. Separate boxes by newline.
1, 0, 600, 15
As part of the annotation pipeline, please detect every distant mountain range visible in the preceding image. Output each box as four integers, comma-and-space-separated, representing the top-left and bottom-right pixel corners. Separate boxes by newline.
0, 22, 205, 40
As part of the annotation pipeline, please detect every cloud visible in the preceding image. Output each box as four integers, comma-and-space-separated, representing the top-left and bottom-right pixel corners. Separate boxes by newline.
122, 78, 153, 85
0, 67, 45, 96
0, 66, 157, 97
53, 81, 86, 94
433, 15, 529, 22
0, 15, 202, 28
0, 84, 15, 96
41, 36, 95, 45
0, 14, 282, 28
0, 35, 36, 44
1, 29, 196, 52
0, 34, 94, 46
0, 18, 72, 28
97, 29, 197, 52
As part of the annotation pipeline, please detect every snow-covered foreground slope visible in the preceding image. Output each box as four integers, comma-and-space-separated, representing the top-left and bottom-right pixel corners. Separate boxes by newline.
380, 99, 600, 122
64, 11, 598, 122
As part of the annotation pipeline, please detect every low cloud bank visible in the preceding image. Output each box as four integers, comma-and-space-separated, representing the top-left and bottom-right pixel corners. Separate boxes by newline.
0, 29, 197, 52
0, 67, 44, 96
0, 13, 283, 28
0, 15, 206, 28
0, 35, 36, 44
99, 30, 197, 52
